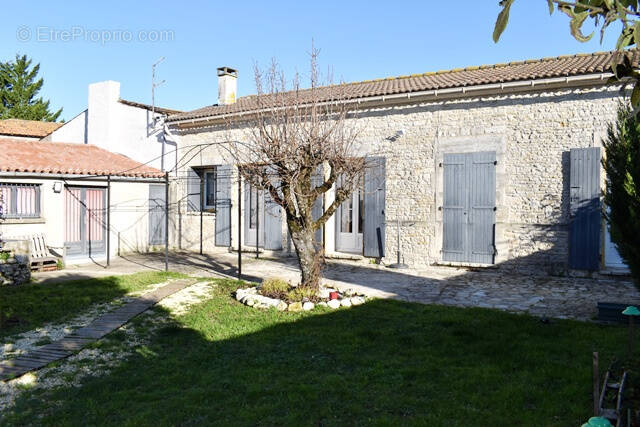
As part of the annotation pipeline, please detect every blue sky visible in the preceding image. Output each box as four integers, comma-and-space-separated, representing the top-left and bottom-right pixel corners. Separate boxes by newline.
0, 1, 622, 121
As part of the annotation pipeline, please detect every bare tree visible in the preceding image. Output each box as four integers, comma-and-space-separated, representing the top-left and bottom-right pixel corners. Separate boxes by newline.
226, 48, 366, 291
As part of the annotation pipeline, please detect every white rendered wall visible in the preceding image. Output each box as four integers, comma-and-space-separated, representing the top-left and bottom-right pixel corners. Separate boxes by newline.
46, 81, 177, 173
45, 110, 87, 143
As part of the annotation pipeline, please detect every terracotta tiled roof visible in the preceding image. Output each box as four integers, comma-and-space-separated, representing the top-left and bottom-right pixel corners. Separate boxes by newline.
0, 139, 164, 178
0, 119, 64, 138
168, 50, 640, 123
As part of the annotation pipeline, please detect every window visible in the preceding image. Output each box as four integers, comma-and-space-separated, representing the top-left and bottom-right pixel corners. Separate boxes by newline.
203, 170, 216, 209
0, 183, 41, 219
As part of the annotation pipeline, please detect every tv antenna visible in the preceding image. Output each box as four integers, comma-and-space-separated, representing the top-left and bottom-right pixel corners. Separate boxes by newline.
151, 57, 166, 125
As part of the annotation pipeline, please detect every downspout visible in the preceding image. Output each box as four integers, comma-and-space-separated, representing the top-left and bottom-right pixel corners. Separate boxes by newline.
162, 120, 179, 175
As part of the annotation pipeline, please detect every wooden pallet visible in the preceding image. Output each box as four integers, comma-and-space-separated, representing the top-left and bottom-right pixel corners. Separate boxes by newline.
30, 259, 57, 272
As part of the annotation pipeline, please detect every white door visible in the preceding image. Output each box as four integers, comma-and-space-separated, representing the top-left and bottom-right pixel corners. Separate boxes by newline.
335, 178, 364, 254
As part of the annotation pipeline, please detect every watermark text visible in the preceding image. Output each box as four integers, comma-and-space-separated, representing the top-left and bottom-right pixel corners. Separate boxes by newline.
17, 26, 175, 44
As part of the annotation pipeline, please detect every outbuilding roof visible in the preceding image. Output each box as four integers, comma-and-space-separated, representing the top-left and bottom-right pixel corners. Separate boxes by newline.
0, 119, 64, 138
118, 98, 183, 115
168, 50, 640, 123
0, 139, 164, 178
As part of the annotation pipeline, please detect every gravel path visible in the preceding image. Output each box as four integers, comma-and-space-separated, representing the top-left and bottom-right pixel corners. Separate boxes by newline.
0, 280, 171, 361
0, 280, 217, 413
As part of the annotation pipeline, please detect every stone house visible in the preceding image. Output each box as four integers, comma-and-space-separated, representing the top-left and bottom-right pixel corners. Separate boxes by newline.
0, 139, 165, 264
165, 51, 633, 275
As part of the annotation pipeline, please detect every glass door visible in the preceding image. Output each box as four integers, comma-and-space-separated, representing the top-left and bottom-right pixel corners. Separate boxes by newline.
335, 178, 364, 254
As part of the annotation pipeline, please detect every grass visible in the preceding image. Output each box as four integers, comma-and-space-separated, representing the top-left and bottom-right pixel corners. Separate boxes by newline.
0, 271, 184, 338
2, 279, 630, 426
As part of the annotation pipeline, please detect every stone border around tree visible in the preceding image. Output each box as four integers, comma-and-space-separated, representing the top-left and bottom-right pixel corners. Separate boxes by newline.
234, 287, 367, 312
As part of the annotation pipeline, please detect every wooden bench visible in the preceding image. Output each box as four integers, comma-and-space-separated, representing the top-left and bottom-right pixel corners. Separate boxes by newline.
29, 234, 59, 272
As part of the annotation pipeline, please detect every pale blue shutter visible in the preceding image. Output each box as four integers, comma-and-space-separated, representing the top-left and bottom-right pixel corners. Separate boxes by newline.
468, 151, 496, 264
215, 165, 232, 247
363, 157, 386, 257
187, 168, 201, 212
442, 153, 467, 262
264, 176, 282, 250
148, 184, 166, 245
442, 152, 496, 264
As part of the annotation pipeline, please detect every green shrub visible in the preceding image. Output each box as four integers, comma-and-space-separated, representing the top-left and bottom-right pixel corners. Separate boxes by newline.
286, 286, 318, 303
259, 278, 290, 299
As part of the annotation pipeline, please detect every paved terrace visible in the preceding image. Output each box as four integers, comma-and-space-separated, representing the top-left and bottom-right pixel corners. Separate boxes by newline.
34, 251, 640, 321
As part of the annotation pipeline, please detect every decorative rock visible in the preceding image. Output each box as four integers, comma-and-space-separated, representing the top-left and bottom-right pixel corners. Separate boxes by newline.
327, 299, 341, 309
351, 296, 365, 306
318, 301, 328, 307
246, 298, 255, 307
340, 298, 352, 307
288, 302, 303, 312
303, 302, 315, 311
276, 300, 288, 311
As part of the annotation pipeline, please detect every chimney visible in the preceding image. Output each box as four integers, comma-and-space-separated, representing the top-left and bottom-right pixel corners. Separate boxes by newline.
217, 67, 237, 105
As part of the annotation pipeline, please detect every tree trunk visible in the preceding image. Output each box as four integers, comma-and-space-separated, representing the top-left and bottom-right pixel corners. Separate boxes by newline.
288, 223, 323, 291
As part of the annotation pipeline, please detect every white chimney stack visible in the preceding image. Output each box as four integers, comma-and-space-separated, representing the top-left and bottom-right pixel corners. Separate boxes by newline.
217, 67, 237, 105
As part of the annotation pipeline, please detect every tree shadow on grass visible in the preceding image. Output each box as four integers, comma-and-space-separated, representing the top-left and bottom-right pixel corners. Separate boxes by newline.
0, 272, 178, 340
2, 281, 628, 426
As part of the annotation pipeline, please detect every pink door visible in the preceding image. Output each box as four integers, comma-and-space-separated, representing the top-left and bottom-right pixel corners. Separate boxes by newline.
64, 187, 106, 259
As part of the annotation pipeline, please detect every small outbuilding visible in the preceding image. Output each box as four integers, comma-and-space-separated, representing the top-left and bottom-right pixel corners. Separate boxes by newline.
0, 138, 166, 264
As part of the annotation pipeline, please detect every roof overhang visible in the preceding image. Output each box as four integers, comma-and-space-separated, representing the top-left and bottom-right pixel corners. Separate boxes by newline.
0, 171, 165, 183
169, 72, 621, 131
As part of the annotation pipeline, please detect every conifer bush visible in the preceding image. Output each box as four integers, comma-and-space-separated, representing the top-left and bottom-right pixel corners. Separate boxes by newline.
603, 103, 640, 287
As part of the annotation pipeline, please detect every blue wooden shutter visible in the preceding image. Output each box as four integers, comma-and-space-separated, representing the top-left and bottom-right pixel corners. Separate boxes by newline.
468, 152, 496, 264
569, 147, 601, 270
187, 168, 201, 212
364, 157, 386, 257
443, 152, 496, 263
442, 153, 468, 262
215, 165, 232, 247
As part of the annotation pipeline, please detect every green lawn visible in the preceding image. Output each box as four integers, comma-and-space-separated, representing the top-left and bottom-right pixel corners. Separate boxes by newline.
0, 271, 183, 338
2, 279, 630, 426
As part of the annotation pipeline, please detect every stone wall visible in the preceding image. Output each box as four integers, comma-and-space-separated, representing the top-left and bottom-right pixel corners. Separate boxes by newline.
170, 84, 622, 272
0, 239, 31, 286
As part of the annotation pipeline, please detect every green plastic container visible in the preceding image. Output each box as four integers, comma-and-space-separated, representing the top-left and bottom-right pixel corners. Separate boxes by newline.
581, 416, 613, 427
623, 306, 640, 316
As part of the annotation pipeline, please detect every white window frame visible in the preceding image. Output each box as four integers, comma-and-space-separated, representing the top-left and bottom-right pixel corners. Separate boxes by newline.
203, 169, 217, 210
